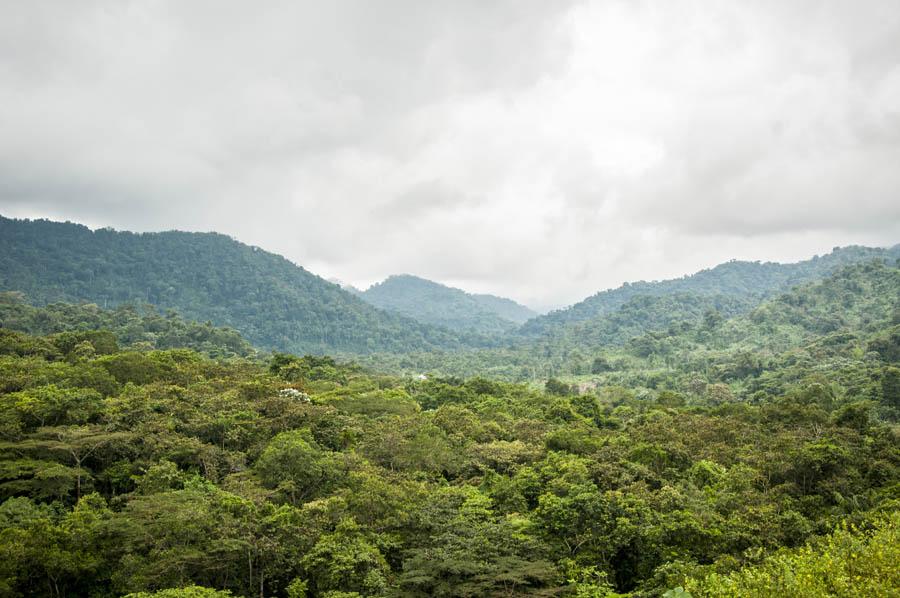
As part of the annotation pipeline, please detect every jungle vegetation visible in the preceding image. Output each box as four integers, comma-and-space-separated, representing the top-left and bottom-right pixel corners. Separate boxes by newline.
1, 216, 898, 597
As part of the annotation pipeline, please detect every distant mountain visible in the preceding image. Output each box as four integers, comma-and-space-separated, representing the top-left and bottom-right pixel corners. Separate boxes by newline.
0, 216, 488, 355
511, 254, 900, 356
519, 245, 900, 338
360, 258, 900, 381
359, 274, 536, 334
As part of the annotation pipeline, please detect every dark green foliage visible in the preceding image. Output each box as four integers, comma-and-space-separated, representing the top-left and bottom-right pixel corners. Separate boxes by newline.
361, 260, 900, 391
0, 292, 253, 358
545, 377, 573, 396
0, 216, 490, 355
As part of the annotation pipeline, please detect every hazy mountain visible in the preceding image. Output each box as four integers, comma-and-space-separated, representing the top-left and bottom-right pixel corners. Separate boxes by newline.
0, 216, 488, 355
359, 274, 535, 334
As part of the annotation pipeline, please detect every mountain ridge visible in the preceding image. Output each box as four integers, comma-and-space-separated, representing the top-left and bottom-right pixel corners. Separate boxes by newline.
519, 245, 900, 337
0, 216, 489, 355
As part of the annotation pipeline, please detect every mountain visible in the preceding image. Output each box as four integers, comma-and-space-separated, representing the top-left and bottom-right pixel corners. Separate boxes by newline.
519, 245, 900, 338
0, 216, 487, 355
359, 274, 536, 334
359, 258, 900, 381
510, 253, 900, 358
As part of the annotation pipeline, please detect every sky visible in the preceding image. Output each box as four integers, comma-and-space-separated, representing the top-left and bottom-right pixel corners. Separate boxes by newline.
1, 1, 899, 311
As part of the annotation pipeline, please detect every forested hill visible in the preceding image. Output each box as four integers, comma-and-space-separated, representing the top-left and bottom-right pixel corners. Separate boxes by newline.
361, 258, 900, 381
514, 256, 900, 358
0, 216, 485, 355
359, 274, 536, 334
519, 244, 900, 337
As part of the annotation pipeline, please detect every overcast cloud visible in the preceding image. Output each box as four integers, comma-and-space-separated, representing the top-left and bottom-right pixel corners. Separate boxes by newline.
1, 0, 899, 310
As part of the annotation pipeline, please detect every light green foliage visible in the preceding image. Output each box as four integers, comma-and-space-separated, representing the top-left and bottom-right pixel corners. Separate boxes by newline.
399, 486, 556, 596
256, 430, 344, 504
686, 514, 899, 597
124, 586, 234, 597
301, 518, 389, 596
0, 292, 253, 358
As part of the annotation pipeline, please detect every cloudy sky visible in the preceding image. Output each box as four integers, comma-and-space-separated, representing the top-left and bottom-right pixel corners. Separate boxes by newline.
2, 0, 899, 310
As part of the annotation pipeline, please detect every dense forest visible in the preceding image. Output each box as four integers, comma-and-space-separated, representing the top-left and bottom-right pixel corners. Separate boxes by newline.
1, 308, 898, 596
0, 217, 491, 356
1, 216, 898, 596
358, 275, 535, 335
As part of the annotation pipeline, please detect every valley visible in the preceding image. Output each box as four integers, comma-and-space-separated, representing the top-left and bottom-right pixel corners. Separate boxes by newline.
0, 216, 898, 597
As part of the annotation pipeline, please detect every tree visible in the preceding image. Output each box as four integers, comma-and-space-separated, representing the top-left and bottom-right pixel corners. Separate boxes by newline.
399, 487, 555, 596
545, 378, 573, 396
254, 430, 343, 504
300, 518, 389, 596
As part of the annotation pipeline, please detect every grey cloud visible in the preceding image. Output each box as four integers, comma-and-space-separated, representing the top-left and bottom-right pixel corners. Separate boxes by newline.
1, 0, 899, 308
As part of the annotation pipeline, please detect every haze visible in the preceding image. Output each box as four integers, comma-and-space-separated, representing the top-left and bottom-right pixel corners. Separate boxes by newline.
1, 0, 899, 310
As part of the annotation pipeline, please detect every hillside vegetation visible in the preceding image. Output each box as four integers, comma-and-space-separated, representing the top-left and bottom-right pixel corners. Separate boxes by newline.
0, 217, 488, 355
0, 292, 255, 358
519, 245, 900, 337
364, 260, 900, 385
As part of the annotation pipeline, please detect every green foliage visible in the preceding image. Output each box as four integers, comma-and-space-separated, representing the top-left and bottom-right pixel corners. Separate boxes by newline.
0, 293, 253, 358
124, 586, 234, 597
685, 513, 900, 597
301, 518, 389, 596
255, 430, 345, 504
360, 260, 900, 397
519, 245, 900, 337
0, 325, 897, 596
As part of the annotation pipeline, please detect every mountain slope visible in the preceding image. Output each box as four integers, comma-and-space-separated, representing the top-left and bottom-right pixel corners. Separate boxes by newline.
0, 216, 483, 355
359, 258, 900, 381
511, 255, 899, 356
359, 274, 535, 334
519, 245, 900, 337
